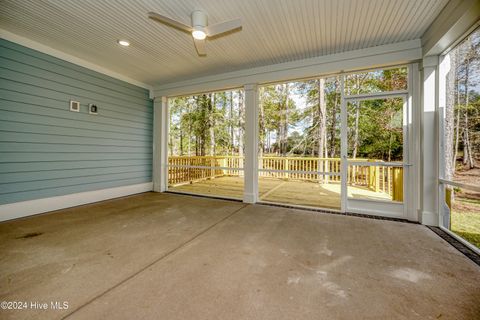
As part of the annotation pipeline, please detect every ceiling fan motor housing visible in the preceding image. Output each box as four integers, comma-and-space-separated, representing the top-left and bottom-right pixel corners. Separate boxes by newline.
191, 10, 207, 29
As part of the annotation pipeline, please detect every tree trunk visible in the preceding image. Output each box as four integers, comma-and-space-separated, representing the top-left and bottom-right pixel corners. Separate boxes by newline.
238, 91, 244, 158
388, 113, 394, 162
209, 93, 215, 156
311, 102, 316, 157
187, 102, 191, 156
453, 80, 461, 174
259, 94, 265, 159
317, 78, 326, 181
280, 84, 289, 156
179, 128, 184, 156
445, 49, 457, 180
352, 101, 360, 159
462, 53, 475, 169
329, 80, 339, 157
169, 110, 173, 156
352, 76, 362, 160
318, 78, 326, 158
230, 91, 234, 156
266, 130, 269, 153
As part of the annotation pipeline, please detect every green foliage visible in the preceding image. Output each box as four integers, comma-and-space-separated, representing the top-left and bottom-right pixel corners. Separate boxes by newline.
169, 67, 408, 161
451, 195, 480, 249
347, 98, 403, 160
168, 91, 244, 156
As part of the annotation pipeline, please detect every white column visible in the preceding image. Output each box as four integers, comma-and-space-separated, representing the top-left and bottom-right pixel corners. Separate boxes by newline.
340, 75, 347, 213
419, 56, 439, 225
408, 63, 421, 222
243, 84, 259, 203
153, 96, 168, 192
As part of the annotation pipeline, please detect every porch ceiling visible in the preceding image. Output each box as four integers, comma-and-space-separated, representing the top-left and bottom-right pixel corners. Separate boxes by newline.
0, 0, 448, 86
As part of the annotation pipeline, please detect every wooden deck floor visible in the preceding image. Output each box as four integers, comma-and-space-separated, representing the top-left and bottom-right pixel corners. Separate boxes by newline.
168, 176, 391, 209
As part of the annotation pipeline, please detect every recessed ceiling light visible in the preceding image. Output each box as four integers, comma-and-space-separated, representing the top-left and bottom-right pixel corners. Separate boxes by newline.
117, 40, 130, 47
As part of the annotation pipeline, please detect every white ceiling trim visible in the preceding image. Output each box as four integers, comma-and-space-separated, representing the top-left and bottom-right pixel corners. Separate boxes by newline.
154, 39, 422, 97
421, 0, 480, 56
0, 29, 153, 92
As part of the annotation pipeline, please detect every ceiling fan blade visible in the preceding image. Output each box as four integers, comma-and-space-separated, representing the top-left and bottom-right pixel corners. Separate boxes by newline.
205, 18, 242, 37
194, 38, 206, 56
148, 12, 192, 33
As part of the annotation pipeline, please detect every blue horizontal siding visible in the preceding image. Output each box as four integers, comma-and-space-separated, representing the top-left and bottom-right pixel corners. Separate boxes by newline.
0, 159, 152, 174
0, 40, 148, 99
0, 68, 150, 111
0, 142, 151, 154
1, 171, 151, 193
0, 166, 151, 184
0, 153, 152, 162
0, 159, 152, 172
0, 39, 153, 205
0, 177, 151, 204
0, 108, 151, 134
0, 80, 152, 119
0, 131, 151, 147
0, 121, 151, 141
0, 58, 150, 107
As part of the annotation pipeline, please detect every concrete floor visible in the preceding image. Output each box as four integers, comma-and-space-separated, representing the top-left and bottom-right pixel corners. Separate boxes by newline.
0, 193, 479, 320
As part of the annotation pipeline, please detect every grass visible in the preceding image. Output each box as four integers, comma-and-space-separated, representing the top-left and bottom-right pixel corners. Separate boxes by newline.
451, 196, 480, 249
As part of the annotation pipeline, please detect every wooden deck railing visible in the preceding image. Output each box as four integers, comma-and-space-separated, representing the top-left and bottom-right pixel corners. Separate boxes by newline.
168, 155, 403, 201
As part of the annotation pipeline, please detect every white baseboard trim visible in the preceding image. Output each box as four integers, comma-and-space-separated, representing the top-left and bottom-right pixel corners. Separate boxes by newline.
0, 182, 153, 222
421, 210, 439, 226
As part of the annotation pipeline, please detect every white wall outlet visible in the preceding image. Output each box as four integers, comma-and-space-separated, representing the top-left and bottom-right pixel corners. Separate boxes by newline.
89, 104, 98, 115
69, 100, 80, 112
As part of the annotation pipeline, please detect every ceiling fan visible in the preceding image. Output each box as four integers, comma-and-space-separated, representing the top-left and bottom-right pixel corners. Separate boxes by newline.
148, 10, 242, 56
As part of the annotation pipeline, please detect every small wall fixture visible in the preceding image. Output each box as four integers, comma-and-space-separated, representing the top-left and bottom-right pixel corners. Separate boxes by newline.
117, 39, 130, 46
69, 100, 80, 112
89, 104, 98, 115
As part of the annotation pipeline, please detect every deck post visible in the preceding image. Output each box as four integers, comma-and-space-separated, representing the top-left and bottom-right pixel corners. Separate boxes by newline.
243, 84, 259, 203
325, 159, 329, 184
285, 158, 289, 179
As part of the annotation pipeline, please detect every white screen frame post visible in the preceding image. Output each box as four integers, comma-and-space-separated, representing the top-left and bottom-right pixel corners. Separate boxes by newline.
244, 84, 259, 203
153, 96, 169, 192
420, 56, 440, 226
409, 63, 421, 222
340, 75, 348, 213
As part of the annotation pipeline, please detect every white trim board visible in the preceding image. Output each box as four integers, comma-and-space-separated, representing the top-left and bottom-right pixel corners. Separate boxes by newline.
153, 39, 422, 97
421, 211, 439, 226
0, 182, 153, 222
421, 0, 480, 56
0, 29, 153, 93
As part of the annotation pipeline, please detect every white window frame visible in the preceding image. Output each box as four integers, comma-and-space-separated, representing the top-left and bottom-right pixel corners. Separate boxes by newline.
342, 92, 409, 218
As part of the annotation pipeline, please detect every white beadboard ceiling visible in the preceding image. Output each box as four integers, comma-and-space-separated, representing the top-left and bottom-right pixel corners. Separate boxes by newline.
0, 0, 449, 86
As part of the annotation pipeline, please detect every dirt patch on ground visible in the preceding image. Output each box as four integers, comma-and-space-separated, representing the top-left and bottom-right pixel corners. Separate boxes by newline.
454, 167, 480, 185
